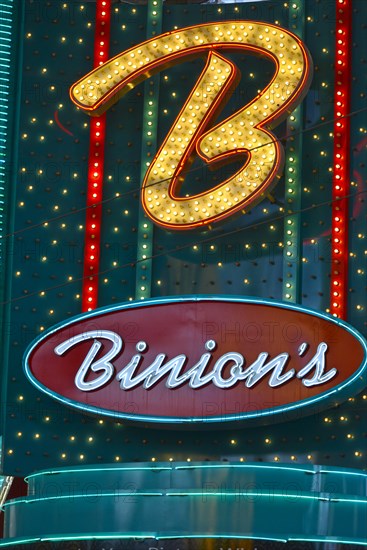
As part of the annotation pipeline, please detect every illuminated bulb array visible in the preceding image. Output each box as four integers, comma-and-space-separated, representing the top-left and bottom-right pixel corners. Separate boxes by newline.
282, 0, 305, 303
71, 21, 312, 229
283, 155, 301, 299
330, 0, 351, 319
135, 2, 163, 300
82, 0, 111, 312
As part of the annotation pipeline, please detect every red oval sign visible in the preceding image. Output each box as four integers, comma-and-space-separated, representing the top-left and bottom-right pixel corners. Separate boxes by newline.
24, 297, 367, 425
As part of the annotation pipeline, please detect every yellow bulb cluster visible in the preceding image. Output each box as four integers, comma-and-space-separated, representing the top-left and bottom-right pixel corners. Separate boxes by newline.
71, 21, 312, 229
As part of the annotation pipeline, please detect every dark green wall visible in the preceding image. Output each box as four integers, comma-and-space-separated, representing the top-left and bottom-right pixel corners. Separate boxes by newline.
1, 0, 366, 476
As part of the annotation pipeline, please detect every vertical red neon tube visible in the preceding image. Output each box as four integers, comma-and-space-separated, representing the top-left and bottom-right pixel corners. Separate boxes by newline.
82, 0, 111, 312
330, 0, 352, 319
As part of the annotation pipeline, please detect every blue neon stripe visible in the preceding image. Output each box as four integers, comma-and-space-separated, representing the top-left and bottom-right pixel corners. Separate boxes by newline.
2, 491, 164, 511
24, 465, 172, 482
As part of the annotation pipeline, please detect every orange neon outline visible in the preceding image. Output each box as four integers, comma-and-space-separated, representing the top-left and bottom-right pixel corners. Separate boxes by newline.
70, 21, 312, 115
70, 21, 312, 230
141, 46, 283, 230
141, 51, 243, 228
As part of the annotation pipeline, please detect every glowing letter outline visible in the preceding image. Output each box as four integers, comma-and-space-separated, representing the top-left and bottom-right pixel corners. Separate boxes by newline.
70, 21, 312, 229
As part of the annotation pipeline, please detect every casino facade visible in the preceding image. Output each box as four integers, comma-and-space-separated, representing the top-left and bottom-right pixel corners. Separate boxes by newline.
0, 0, 366, 548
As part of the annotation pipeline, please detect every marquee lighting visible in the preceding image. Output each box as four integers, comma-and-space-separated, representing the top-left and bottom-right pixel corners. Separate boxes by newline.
135, 2, 163, 301
330, 0, 352, 319
71, 21, 312, 229
82, 0, 111, 312
282, 0, 305, 303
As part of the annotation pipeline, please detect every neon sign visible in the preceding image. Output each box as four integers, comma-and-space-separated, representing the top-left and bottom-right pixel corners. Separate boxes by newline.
55, 332, 335, 392
24, 297, 367, 425
70, 21, 312, 229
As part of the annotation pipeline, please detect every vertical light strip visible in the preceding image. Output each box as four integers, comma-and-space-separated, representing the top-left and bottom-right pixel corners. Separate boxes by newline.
282, 0, 305, 303
82, 0, 111, 312
330, 0, 352, 319
0, 1, 13, 279
0, 0, 17, 466
135, 0, 163, 301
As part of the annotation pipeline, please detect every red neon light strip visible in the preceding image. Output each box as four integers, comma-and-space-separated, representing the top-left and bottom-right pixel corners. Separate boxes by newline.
82, 0, 111, 312
330, 0, 352, 320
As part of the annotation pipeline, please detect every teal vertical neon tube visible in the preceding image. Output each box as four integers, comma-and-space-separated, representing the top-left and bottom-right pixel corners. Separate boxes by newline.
282, 0, 305, 303
135, 0, 163, 300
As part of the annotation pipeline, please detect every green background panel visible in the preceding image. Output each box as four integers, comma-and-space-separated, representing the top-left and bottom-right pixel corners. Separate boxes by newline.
0, 1, 366, 476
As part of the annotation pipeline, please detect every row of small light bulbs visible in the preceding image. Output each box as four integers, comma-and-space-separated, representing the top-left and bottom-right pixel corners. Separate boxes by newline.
7, 449, 363, 461
282, 0, 303, 303
7, 392, 366, 462
330, 0, 351, 319
83, 0, 110, 312
136, 2, 162, 301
